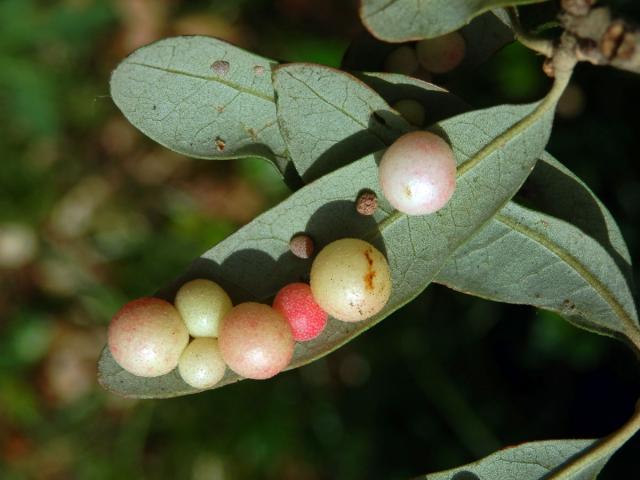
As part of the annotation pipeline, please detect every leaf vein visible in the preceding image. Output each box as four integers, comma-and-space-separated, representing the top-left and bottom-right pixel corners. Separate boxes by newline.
126, 61, 274, 103
494, 212, 638, 338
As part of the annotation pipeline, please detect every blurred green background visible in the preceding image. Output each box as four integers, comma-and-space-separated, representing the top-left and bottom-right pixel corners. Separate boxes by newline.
1, 0, 639, 478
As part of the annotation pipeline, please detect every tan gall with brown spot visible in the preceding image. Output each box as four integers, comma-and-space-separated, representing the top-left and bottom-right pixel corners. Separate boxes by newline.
310, 238, 392, 322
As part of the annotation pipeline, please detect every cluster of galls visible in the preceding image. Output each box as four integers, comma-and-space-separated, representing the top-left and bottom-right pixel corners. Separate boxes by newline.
108, 49, 460, 386
108, 238, 393, 387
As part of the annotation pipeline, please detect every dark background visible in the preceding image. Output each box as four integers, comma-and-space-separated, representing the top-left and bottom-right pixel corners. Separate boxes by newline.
1, 0, 639, 478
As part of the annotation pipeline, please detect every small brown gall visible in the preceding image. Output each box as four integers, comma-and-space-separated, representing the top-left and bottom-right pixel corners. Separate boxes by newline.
289, 233, 315, 259
356, 190, 378, 216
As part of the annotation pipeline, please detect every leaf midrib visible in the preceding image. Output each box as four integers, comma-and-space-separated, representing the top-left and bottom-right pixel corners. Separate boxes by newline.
362, 0, 404, 19
301, 95, 561, 369
281, 69, 389, 149
126, 61, 274, 103
362, 75, 569, 332
495, 210, 638, 337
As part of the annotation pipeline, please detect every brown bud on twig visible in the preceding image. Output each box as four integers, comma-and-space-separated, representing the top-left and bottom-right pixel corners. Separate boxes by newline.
289, 234, 315, 259
601, 20, 627, 59
543, 58, 555, 77
559, 6, 640, 74
356, 190, 378, 216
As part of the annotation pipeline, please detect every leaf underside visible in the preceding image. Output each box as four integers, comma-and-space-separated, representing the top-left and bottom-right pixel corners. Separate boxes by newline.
359, 0, 545, 41
101, 15, 640, 480
272, 64, 638, 346
99, 88, 554, 397
105, 37, 636, 419
342, 11, 513, 73
422, 438, 609, 480
110, 36, 289, 171
436, 152, 639, 343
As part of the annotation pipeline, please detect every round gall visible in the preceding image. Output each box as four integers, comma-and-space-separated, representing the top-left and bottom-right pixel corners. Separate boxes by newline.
310, 238, 391, 322
178, 338, 227, 389
218, 302, 294, 380
378, 131, 456, 215
416, 32, 466, 74
175, 279, 232, 338
273, 283, 328, 341
108, 297, 189, 377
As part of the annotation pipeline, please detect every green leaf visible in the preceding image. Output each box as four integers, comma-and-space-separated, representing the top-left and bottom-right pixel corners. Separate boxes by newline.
491, 7, 513, 28
517, 153, 632, 281
359, 0, 544, 42
343, 11, 513, 73
275, 63, 635, 345
353, 72, 469, 127
99, 92, 556, 398
110, 36, 290, 174
423, 406, 640, 479
436, 153, 639, 345
273, 63, 411, 182
457, 9, 514, 69
421, 439, 608, 480
353, 66, 637, 343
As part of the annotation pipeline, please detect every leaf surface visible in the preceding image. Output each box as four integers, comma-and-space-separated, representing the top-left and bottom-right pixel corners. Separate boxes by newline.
517, 153, 631, 278
99, 92, 556, 398
342, 11, 513, 73
281, 64, 638, 344
353, 71, 469, 127
436, 153, 639, 343
273, 63, 411, 182
360, 0, 543, 41
110, 36, 289, 172
422, 439, 608, 480
457, 9, 514, 69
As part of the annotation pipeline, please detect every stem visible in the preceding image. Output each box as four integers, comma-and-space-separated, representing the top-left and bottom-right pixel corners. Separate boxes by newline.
546, 401, 640, 479
623, 323, 640, 356
457, 60, 573, 178
507, 7, 555, 57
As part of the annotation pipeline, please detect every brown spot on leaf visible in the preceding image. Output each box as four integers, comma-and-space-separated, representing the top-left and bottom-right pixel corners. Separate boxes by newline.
253, 65, 265, 76
211, 60, 230, 75
215, 137, 225, 151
